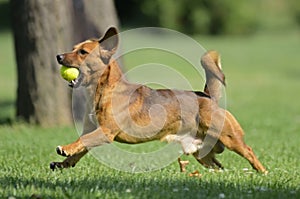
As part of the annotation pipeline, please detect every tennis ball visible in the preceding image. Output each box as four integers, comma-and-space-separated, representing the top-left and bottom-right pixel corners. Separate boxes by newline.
60, 66, 79, 82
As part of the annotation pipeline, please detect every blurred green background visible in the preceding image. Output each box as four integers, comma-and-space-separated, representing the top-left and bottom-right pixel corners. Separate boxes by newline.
1, 0, 299, 123
115, 0, 300, 34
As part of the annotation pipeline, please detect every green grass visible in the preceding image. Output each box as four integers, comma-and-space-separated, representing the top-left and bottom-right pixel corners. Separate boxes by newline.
0, 124, 299, 198
0, 31, 16, 122
1, 28, 300, 198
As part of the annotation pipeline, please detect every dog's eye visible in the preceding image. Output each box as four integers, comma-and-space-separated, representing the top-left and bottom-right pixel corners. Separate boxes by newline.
78, 49, 88, 55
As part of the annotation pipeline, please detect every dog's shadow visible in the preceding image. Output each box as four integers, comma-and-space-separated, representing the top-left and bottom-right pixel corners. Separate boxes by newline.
1, 166, 291, 198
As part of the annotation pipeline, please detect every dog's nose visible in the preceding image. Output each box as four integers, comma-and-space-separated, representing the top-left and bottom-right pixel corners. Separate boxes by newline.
56, 54, 64, 64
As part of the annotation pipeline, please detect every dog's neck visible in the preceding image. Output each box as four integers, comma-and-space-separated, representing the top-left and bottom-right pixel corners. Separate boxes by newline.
105, 59, 124, 85
92, 59, 125, 112
98, 59, 124, 88
84, 59, 123, 96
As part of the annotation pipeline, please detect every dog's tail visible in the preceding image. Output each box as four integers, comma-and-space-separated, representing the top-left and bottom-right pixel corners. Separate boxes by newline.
201, 50, 226, 103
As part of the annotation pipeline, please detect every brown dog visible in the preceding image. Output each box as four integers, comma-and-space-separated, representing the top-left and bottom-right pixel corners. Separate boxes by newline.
51, 27, 267, 173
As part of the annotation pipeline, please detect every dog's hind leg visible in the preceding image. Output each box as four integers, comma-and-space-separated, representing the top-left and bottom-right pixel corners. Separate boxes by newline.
219, 131, 267, 173
193, 141, 224, 170
193, 151, 223, 169
214, 111, 267, 173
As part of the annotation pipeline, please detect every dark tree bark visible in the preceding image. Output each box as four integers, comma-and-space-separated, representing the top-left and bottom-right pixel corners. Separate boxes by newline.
71, 0, 119, 42
69, 0, 119, 124
11, 0, 118, 126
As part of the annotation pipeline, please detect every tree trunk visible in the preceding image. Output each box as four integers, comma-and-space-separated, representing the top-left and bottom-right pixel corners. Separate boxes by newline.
69, 0, 119, 124
71, 0, 119, 42
11, 0, 118, 126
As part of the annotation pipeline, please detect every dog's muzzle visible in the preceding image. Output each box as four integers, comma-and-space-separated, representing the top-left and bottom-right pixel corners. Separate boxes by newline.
56, 54, 64, 64
56, 54, 83, 88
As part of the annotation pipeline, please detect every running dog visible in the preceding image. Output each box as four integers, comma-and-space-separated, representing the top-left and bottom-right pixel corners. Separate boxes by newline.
50, 27, 267, 173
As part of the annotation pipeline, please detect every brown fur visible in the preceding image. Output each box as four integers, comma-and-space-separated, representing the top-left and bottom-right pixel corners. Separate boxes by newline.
51, 27, 267, 173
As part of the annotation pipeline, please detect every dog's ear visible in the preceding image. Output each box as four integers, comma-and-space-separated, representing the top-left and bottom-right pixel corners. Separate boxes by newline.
99, 27, 119, 64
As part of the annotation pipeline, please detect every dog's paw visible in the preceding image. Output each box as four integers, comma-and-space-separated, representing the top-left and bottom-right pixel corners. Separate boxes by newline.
199, 156, 224, 170
56, 146, 69, 157
50, 162, 62, 171
49, 161, 76, 171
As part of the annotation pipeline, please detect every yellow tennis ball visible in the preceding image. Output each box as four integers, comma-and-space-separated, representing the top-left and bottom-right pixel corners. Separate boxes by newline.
60, 66, 79, 81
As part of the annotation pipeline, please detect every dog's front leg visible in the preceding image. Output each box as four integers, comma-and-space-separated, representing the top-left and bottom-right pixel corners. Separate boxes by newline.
56, 127, 114, 157
50, 150, 88, 170
51, 127, 114, 170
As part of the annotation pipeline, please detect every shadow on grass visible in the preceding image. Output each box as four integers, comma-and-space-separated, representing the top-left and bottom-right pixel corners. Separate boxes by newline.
1, 173, 298, 198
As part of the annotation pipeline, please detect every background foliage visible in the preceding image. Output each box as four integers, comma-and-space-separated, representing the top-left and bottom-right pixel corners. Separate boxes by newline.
115, 0, 300, 35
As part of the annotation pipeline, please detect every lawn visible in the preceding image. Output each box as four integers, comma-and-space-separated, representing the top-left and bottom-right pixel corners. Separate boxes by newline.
0, 27, 300, 198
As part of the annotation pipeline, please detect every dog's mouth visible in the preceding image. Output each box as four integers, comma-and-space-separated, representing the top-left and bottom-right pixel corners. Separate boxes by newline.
68, 69, 83, 88
61, 65, 83, 88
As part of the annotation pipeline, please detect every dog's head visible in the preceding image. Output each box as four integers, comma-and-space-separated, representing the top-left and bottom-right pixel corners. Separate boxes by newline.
56, 27, 119, 88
